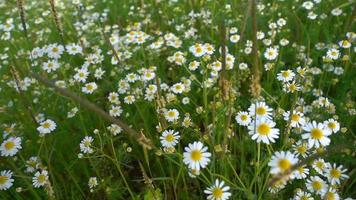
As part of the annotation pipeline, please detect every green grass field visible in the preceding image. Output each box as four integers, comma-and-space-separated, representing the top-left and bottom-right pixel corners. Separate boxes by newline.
0, 0, 355, 199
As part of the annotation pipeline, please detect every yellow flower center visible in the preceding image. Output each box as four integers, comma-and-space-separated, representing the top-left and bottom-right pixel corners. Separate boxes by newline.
86, 85, 93, 90
311, 128, 323, 139
52, 47, 58, 53
43, 122, 51, 129
316, 161, 324, 169
328, 122, 336, 129
212, 188, 223, 198
278, 159, 291, 171
330, 169, 341, 178
4, 141, 15, 150
168, 111, 175, 117
325, 192, 335, 200
312, 181, 322, 190
257, 123, 270, 135
190, 150, 202, 161
297, 167, 305, 173
297, 145, 307, 154
0, 176, 9, 185
241, 115, 248, 121
165, 134, 174, 142
291, 114, 300, 121
282, 71, 290, 77
37, 174, 46, 183
256, 107, 266, 115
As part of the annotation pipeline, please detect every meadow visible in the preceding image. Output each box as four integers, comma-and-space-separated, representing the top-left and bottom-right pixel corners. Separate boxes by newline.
0, 0, 355, 199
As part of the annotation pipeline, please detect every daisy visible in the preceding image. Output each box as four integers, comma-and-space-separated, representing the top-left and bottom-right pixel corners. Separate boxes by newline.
306, 176, 327, 196
189, 43, 206, 57
204, 179, 231, 200
0, 137, 22, 157
302, 121, 331, 148
189, 61, 200, 71
293, 191, 314, 200
292, 141, 309, 158
324, 163, 348, 185
88, 177, 98, 190
82, 82, 97, 94
160, 129, 180, 148
326, 48, 340, 60
248, 118, 279, 144
338, 40, 351, 48
277, 70, 295, 82
47, 44, 64, 59
292, 165, 309, 179
37, 119, 56, 135
235, 111, 251, 126
25, 156, 41, 173
42, 60, 60, 73
183, 141, 211, 170
230, 34, 240, 43
165, 109, 179, 122
323, 119, 340, 134
0, 170, 14, 190
80, 136, 94, 154
65, 43, 82, 55
109, 105, 123, 117
171, 83, 185, 94
124, 95, 135, 104
74, 68, 89, 83
283, 111, 305, 128
33, 170, 49, 188
248, 101, 273, 120
283, 81, 301, 93
264, 47, 279, 60
323, 189, 340, 200
268, 151, 298, 175
312, 159, 327, 174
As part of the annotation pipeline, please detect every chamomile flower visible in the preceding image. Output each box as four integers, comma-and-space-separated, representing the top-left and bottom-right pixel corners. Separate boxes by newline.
183, 141, 211, 170
65, 43, 82, 55
306, 176, 327, 196
33, 170, 49, 188
283, 111, 305, 128
171, 83, 185, 94
292, 141, 309, 158
323, 189, 340, 200
312, 158, 328, 174
80, 136, 94, 154
160, 129, 180, 148
277, 70, 295, 82
293, 191, 314, 200
88, 177, 98, 191
302, 121, 331, 148
292, 165, 309, 179
323, 119, 340, 134
268, 151, 298, 175
109, 105, 123, 117
47, 44, 64, 59
165, 109, 179, 122
189, 43, 206, 57
124, 95, 136, 104
230, 34, 240, 43
248, 118, 279, 144
0, 170, 14, 190
235, 111, 251, 126
325, 163, 348, 185
82, 82, 97, 94
248, 101, 273, 120
37, 119, 56, 135
338, 40, 351, 48
42, 60, 60, 73
264, 47, 279, 60
74, 68, 89, 83
204, 179, 231, 200
326, 48, 340, 60
0, 137, 22, 157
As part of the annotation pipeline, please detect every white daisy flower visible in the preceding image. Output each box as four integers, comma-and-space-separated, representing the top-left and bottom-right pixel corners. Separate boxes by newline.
171, 83, 185, 94
47, 44, 64, 59
82, 82, 97, 94
293, 191, 314, 200
188, 61, 200, 71
109, 105, 123, 117
292, 165, 309, 179
302, 121, 331, 148
268, 151, 298, 175
88, 177, 98, 190
338, 40, 351, 48
326, 48, 340, 60
324, 163, 348, 185
65, 43, 82, 55
165, 109, 179, 122
292, 141, 309, 158
277, 70, 295, 82
74, 68, 89, 83
189, 43, 206, 57
183, 141, 211, 170
264, 47, 279, 60
80, 136, 94, 154
0, 170, 14, 190
124, 95, 136, 104
248, 101, 273, 120
42, 60, 60, 73
306, 176, 327, 196
0, 137, 22, 157
323, 189, 340, 200
160, 129, 180, 148
33, 170, 49, 188
230, 34, 240, 43
248, 118, 279, 144
312, 158, 327, 174
37, 119, 56, 135
204, 179, 231, 200
235, 111, 251, 126
283, 111, 305, 128
323, 119, 340, 134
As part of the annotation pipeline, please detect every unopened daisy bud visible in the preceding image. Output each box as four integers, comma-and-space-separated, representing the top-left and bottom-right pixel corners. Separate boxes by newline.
155, 149, 163, 156
341, 127, 347, 133
16, 187, 22, 192
214, 145, 223, 153
126, 147, 132, 152
93, 129, 99, 134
